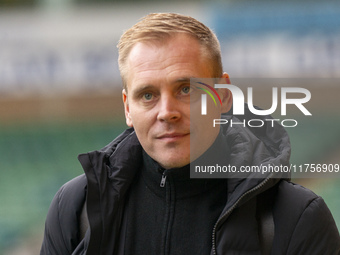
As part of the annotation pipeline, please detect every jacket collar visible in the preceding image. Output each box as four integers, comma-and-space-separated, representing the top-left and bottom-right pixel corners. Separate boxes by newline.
141, 149, 227, 199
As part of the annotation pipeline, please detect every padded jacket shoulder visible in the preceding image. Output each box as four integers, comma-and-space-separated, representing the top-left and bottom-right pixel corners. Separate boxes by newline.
41, 174, 87, 255
272, 181, 340, 255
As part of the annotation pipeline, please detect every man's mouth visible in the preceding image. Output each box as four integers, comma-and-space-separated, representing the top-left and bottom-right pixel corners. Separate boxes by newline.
156, 132, 190, 141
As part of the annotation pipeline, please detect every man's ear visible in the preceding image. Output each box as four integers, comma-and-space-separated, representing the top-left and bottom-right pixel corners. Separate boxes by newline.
219, 72, 233, 113
122, 89, 133, 127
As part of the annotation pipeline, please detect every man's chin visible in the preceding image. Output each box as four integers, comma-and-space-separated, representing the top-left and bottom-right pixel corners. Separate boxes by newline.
156, 156, 190, 170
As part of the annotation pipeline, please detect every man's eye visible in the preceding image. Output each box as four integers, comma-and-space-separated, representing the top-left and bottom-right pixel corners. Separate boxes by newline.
181, 86, 192, 94
143, 93, 153, 100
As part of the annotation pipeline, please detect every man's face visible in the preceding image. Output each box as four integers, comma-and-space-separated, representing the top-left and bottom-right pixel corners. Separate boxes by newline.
123, 34, 230, 169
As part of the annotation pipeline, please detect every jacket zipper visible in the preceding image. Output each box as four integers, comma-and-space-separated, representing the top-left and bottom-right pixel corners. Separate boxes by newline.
159, 171, 171, 255
211, 177, 272, 255
160, 173, 167, 187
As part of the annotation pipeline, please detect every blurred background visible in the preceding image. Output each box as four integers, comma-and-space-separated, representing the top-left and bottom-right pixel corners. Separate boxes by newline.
0, 0, 339, 254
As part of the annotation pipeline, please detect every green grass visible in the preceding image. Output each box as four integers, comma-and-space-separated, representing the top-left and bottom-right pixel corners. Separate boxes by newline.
286, 114, 340, 166
0, 120, 126, 252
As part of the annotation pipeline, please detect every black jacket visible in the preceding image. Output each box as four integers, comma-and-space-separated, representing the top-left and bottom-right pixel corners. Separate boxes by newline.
41, 112, 340, 255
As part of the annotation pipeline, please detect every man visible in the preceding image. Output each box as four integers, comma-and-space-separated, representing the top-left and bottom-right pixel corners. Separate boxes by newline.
41, 13, 340, 254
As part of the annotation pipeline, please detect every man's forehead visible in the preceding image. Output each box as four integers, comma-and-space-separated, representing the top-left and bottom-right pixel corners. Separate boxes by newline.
128, 33, 201, 59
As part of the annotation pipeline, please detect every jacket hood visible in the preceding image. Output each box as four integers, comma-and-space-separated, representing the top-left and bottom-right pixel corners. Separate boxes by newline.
202, 105, 292, 243
223, 105, 291, 180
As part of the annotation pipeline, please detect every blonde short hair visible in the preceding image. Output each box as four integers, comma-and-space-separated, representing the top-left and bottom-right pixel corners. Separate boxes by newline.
117, 13, 223, 90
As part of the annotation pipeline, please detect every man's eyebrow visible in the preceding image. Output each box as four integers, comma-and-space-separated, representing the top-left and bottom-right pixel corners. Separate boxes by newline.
130, 77, 197, 96
131, 85, 155, 96
174, 77, 196, 84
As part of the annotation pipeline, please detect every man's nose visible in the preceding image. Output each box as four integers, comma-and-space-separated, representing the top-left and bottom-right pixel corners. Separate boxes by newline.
157, 95, 181, 122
